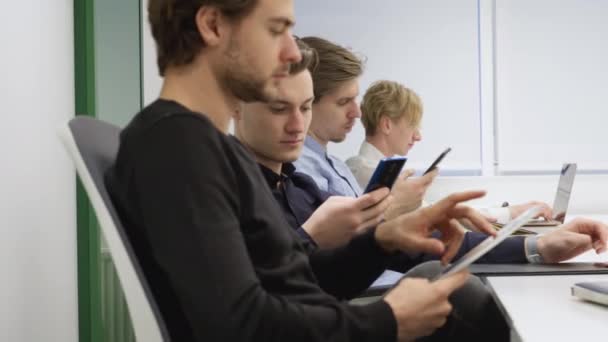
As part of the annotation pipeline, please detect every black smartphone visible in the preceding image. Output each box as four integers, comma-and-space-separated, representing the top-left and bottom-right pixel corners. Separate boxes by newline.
364, 156, 407, 193
423, 147, 452, 175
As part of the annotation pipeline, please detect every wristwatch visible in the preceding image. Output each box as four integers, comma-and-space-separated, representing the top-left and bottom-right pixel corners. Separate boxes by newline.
525, 235, 545, 264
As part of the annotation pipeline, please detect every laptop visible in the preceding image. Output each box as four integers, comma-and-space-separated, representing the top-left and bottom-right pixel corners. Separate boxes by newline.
493, 163, 577, 232
524, 162, 577, 227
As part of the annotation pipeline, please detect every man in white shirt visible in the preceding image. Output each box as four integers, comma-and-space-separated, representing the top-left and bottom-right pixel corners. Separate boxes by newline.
346, 80, 553, 224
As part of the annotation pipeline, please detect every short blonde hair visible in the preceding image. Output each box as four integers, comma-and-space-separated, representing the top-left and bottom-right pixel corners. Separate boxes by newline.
360, 80, 423, 136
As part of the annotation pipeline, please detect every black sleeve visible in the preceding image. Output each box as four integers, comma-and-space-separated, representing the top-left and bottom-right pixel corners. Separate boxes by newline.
309, 228, 396, 300
130, 116, 396, 342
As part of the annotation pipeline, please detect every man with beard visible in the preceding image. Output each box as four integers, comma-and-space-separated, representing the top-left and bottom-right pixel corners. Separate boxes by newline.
104, 1, 608, 341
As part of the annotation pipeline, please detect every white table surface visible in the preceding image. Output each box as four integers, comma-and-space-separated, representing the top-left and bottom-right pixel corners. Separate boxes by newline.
487, 274, 608, 341
486, 214, 608, 341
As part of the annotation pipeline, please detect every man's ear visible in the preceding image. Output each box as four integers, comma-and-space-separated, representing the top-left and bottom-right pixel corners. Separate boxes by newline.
195, 6, 227, 47
380, 115, 392, 135
233, 106, 242, 120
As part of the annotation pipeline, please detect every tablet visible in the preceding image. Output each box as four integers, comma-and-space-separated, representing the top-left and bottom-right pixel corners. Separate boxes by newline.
438, 206, 542, 279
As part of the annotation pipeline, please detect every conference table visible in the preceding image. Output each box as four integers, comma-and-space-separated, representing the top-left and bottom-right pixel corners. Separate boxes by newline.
366, 215, 608, 341
485, 214, 608, 341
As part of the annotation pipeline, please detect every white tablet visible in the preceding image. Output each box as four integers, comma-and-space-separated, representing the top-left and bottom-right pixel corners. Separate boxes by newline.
438, 206, 543, 279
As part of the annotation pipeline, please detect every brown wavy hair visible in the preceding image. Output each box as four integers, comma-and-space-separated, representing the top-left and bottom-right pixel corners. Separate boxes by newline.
290, 37, 319, 75
300, 36, 363, 102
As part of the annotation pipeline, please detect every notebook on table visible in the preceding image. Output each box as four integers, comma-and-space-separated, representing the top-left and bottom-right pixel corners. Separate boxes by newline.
571, 281, 608, 306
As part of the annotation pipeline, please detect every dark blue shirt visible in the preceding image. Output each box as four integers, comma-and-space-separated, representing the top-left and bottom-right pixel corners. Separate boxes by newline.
259, 162, 329, 250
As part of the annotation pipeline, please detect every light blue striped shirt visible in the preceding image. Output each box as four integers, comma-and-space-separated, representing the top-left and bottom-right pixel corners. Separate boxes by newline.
294, 136, 362, 197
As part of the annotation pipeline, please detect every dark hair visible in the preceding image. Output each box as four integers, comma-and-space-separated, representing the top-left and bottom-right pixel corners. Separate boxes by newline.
148, 0, 258, 76
289, 37, 319, 75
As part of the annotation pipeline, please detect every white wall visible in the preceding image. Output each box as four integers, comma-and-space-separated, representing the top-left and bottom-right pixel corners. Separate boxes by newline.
494, 0, 608, 173
0, 1, 77, 341
139, 1, 608, 215
294, 0, 484, 173
427, 174, 608, 215
95, 0, 143, 127
141, 0, 484, 172
142, 0, 163, 107
141, 1, 608, 173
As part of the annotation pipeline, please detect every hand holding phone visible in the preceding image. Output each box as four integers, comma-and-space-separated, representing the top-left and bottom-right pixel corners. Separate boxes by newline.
364, 156, 407, 193
423, 147, 452, 175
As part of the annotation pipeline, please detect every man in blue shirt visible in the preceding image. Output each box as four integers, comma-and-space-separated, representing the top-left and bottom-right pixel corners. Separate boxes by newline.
291, 36, 442, 236
292, 36, 441, 226
292, 36, 367, 197
298, 134, 363, 197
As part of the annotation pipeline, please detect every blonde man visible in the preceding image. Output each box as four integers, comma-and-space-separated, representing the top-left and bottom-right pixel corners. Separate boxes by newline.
347, 80, 553, 224
346, 81, 427, 214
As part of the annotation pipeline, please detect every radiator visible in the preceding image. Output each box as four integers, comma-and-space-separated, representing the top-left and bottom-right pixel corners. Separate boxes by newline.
101, 246, 136, 342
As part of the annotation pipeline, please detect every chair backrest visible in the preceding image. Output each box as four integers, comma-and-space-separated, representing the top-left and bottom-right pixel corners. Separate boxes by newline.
59, 116, 170, 342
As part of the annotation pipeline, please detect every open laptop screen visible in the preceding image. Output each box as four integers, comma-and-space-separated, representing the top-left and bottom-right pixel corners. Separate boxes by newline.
552, 163, 577, 223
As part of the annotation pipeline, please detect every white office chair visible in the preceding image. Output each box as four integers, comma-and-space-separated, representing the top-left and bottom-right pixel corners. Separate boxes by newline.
59, 116, 170, 342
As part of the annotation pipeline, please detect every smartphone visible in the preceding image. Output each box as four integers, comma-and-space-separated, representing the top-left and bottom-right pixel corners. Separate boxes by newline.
364, 156, 407, 193
423, 147, 452, 175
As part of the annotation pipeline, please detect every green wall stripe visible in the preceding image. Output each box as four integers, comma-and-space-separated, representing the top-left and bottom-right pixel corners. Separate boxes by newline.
138, 0, 145, 109
74, 0, 103, 341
